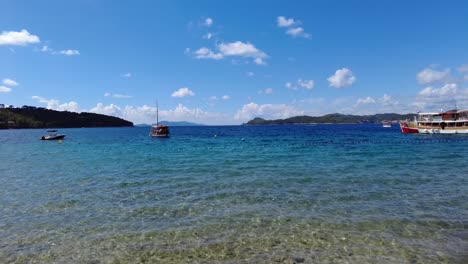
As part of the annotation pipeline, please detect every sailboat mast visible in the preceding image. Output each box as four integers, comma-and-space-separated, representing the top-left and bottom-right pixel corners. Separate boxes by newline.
156, 101, 159, 126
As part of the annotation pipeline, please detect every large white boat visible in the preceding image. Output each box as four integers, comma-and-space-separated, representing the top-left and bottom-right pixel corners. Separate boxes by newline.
400, 109, 468, 134
41, 130, 66, 140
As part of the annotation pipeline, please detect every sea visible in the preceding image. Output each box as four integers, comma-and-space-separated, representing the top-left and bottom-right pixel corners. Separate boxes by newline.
0, 124, 467, 263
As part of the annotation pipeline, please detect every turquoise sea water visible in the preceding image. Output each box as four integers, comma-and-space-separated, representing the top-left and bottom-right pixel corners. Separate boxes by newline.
0, 124, 467, 263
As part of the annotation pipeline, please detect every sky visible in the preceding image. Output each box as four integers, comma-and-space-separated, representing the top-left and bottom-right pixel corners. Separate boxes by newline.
1, 0, 468, 125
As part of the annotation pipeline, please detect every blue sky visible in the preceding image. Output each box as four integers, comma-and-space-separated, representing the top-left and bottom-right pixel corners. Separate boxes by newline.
1, 0, 468, 125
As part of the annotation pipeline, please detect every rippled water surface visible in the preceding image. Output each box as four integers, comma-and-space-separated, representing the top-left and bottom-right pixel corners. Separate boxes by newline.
0, 125, 467, 263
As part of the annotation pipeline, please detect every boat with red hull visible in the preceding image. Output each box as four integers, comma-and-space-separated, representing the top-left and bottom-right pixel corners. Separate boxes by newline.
400, 109, 468, 134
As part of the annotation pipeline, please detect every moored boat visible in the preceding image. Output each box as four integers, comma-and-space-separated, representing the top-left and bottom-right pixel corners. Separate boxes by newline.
149, 102, 170, 138
400, 109, 468, 134
41, 130, 66, 140
382, 121, 392, 128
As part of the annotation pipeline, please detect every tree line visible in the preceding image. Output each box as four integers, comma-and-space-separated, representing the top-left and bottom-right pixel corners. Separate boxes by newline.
0, 105, 133, 129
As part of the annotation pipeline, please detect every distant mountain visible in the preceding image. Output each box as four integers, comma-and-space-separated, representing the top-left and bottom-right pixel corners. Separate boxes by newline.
135, 121, 205, 126
246, 113, 415, 125
0, 105, 133, 129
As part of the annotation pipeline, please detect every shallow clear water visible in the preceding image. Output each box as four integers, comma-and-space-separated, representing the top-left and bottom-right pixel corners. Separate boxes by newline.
0, 125, 467, 263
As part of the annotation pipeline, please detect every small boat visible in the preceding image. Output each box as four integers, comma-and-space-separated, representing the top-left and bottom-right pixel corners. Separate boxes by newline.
149, 103, 170, 138
41, 130, 66, 140
382, 121, 392, 128
400, 109, 468, 134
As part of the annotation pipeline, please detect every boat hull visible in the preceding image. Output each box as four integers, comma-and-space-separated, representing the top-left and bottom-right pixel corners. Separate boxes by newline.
400, 122, 468, 134
41, 135, 66, 140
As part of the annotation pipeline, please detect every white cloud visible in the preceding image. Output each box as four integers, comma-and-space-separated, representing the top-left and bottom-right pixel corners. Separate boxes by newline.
32, 96, 80, 112
194, 47, 223, 60
413, 83, 468, 109
277, 16, 295, 27
416, 68, 450, 84
218, 41, 267, 58
222, 95, 230, 100
0, 86, 12, 93
246, 71, 254, 77
298, 79, 314, 89
121, 73, 132, 78
380, 94, 399, 106
418, 83, 458, 97
204, 18, 213, 27
209, 96, 218, 100
90, 103, 122, 116
203, 32, 213, 40
259, 88, 274, 94
40, 45, 51, 52
171, 87, 195, 98
234, 102, 304, 121
2, 78, 18, 86
286, 82, 297, 90
327, 68, 356, 88
458, 65, 468, 81
286, 27, 310, 38
104, 92, 132, 98
277, 16, 310, 38
58, 49, 80, 56
113, 94, 132, 98
356, 96, 376, 106
0, 29, 40, 46
254, 57, 266, 65
90, 103, 227, 125
193, 41, 268, 65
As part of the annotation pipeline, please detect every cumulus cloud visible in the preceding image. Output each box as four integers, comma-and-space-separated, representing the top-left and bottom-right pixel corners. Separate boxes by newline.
32, 96, 80, 112
90, 103, 227, 125
259, 88, 274, 94
0, 29, 40, 46
286, 79, 314, 90
58, 49, 80, 56
218, 41, 267, 58
2, 78, 18, 86
416, 68, 450, 84
204, 18, 213, 27
194, 47, 223, 60
286, 27, 310, 38
40, 45, 51, 52
277, 16, 310, 38
171, 87, 195, 98
458, 65, 468, 81
286, 82, 297, 90
192, 41, 268, 65
413, 83, 468, 109
356, 96, 376, 106
203, 32, 213, 40
234, 102, 304, 121
277, 16, 295, 27
298, 79, 314, 89
222, 95, 230, 100
380, 94, 399, 106
0, 86, 12, 93
418, 83, 458, 97
327, 68, 356, 88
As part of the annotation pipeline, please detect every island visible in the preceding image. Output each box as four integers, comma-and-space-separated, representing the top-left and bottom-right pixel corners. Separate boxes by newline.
245, 113, 415, 125
0, 105, 133, 129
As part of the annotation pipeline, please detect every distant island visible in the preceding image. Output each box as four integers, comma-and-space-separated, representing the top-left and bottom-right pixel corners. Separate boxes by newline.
246, 113, 415, 125
136, 121, 205, 126
0, 105, 133, 129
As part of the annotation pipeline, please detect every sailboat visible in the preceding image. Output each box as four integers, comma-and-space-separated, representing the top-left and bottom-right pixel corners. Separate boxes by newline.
149, 102, 170, 137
